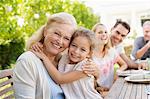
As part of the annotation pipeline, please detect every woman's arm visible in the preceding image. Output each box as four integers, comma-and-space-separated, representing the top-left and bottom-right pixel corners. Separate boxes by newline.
116, 55, 128, 71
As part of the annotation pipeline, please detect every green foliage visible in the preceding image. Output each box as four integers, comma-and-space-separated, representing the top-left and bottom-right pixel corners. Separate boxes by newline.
0, 0, 99, 70
0, 38, 25, 69
0, 0, 26, 69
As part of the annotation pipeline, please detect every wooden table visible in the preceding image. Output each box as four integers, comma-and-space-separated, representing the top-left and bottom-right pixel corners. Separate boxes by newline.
104, 77, 150, 99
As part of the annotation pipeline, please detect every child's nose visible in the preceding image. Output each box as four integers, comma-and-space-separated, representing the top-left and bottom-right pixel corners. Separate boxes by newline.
75, 48, 80, 54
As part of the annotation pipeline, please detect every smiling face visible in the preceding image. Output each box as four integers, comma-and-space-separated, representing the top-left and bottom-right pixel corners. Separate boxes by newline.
43, 22, 74, 56
110, 24, 129, 46
68, 36, 91, 64
143, 24, 150, 41
95, 25, 109, 45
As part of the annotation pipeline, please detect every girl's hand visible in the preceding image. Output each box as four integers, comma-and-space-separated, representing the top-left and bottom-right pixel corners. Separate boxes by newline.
31, 46, 48, 61
30, 42, 43, 52
82, 59, 100, 79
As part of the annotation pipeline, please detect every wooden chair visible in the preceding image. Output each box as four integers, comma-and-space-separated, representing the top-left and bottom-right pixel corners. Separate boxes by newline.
0, 69, 14, 99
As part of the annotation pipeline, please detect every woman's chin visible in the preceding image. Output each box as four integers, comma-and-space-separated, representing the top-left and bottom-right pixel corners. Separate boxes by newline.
46, 48, 60, 56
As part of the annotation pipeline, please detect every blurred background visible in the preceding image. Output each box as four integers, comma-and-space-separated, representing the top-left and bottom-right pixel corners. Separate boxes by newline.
0, 0, 150, 70
0, 0, 99, 70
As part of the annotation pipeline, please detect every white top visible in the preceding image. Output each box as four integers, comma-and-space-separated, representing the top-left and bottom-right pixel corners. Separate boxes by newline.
93, 48, 119, 88
115, 43, 125, 54
13, 51, 64, 99
58, 54, 102, 99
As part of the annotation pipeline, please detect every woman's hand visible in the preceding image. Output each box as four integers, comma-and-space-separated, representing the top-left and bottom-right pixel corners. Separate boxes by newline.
82, 59, 100, 79
30, 42, 43, 52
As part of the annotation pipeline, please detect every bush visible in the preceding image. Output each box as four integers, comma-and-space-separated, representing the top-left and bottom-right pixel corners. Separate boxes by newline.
0, 0, 99, 70
0, 37, 25, 69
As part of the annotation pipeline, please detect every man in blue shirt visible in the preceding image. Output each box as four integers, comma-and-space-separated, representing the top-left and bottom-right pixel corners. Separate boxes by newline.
131, 21, 150, 60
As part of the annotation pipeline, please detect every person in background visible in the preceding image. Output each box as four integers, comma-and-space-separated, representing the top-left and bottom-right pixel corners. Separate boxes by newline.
92, 23, 127, 97
110, 20, 147, 69
32, 27, 103, 99
131, 21, 150, 60
13, 12, 77, 99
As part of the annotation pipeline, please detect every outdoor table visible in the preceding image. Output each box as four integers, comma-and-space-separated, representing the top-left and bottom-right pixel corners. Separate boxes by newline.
104, 77, 150, 99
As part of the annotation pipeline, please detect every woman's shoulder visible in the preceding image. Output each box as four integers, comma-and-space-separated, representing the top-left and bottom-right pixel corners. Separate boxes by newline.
17, 51, 38, 61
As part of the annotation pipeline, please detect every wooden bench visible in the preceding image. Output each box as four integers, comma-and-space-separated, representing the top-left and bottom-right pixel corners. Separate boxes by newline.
0, 69, 14, 99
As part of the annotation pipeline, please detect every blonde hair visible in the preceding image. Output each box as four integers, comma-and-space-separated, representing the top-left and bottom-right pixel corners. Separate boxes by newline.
26, 12, 77, 50
92, 23, 112, 57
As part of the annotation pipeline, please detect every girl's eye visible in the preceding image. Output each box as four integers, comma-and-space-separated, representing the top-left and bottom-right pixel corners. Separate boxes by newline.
98, 31, 103, 34
71, 44, 77, 47
64, 37, 70, 41
81, 48, 86, 52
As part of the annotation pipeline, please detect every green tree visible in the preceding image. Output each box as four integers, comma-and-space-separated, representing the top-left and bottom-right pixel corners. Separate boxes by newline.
0, 0, 99, 70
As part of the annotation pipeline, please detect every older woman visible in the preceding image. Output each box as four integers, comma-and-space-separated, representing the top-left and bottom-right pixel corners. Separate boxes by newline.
13, 12, 77, 99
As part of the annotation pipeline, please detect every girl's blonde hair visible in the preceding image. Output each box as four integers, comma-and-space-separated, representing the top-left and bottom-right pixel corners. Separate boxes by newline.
69, 27, 96, 57
92, 23, 112, 57
26, 12, 77, 50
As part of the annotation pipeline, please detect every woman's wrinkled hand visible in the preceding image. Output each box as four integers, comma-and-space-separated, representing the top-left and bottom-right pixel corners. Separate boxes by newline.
82, 59, 100, 79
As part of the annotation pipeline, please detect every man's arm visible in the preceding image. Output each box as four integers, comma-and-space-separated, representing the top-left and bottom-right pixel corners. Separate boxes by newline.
120, 53, 139, 69
136, 41, 150, 59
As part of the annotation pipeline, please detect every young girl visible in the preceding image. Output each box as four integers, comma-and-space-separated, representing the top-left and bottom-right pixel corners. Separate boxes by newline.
92, 23, 127, 95
32, 28, 103, 99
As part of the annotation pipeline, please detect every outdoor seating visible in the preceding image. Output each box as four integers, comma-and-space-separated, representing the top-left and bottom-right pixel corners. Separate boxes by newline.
0, 69, 14, 99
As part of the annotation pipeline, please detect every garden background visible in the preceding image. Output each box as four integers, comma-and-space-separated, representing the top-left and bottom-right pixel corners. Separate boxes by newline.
0, 0, 100, 70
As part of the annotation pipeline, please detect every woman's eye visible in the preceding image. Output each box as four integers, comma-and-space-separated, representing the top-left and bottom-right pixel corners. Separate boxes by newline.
54, 32, 60, 36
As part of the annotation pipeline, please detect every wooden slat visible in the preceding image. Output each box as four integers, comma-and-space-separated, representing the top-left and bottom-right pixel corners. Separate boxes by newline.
118, 81, 128, 99
0, 69, 13, 78
141, 84, 148, 99
104, 77, 125, 99
3, 94, 14, 99
136, 84, 142, 99
0, 78, 13, 87
129, 84, 137, 99
0, 69, 14, 99
105, 77, 150, 99
0, 86, 14, 96
124, 82, 133, 99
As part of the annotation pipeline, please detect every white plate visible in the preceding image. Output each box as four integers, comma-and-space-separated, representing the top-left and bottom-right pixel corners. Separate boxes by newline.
117, 69, 150, 77
125, 74, 150, 83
